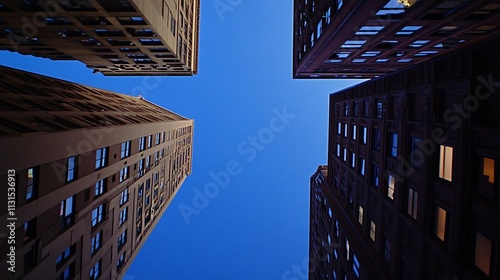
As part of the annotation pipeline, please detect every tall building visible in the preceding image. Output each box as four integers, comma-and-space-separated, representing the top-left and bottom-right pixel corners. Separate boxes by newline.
309, 38, 500, 280
0, 0, 200, 76
0, 66, 194, 280
293, 0, 500, 79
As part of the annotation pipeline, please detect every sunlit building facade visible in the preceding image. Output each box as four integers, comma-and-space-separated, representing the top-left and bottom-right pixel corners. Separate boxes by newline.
293, 0, 500, 78
0, 66, 193, 280
0, 0, 200, 76
310, 39, 500, 279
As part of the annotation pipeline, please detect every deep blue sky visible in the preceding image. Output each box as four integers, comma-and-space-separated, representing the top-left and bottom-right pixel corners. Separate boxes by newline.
0, 1, 363, 279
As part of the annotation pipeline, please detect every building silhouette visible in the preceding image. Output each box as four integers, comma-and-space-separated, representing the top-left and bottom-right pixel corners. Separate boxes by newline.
309, 38, 500, 280
0, 0, 200, 76
293, 0, 500, 79
0, 66, 193, 280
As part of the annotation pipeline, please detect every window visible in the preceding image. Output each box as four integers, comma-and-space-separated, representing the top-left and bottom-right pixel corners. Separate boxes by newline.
66, 156, 77, 183
352, 124, 357, 140
475, 232, 492, 276
387, 175, 395, 199
26, 167, 37, 201
118, 229, 127, 251
316, 20, 322, 39
56, 245, 74, 268
353, 254, 360, 278
370, 221, 376, 241
376, 102, 383, 118
23, 219, 36, 243
407, 188, 418, 219
91, 204, 104, 228
358, 206, 364, 225
384, 238, 391, 262
374, 129, 381, 150
373, 165, 380, 187
117, 251, 126, 270
351, 152, 356, 168
147, 135, 152, 148
439, 145, 453, 181
335, 219, 340, 237
410, 138, 423, 166
483, 158, 495, 184
60, 196, 74, 226
139, 136, 146, 151
345, 239, 350, 261
326, 7, 331, 24
120, 188, 129, 206
94, 179, 106, 197
362, 127, 367, 145
336, 144, 341, 157
435, 207, 446, 241
119, 207, 128, 226
155, 133, 160, 145
89, 260, 100, 280
344, 123, 348, 138
360, 158, 366, 176
337, 123, 341, 134
343, 148, 347, 162
119, 166, 129, 182
57, 263, 74, 280
121, 141, 131, 158
95, 147, 108, 170
90, 231, 102, 255
390, 133, 398, 157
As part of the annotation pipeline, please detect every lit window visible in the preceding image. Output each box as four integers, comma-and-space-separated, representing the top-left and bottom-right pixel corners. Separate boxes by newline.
26, 167, 37, 201
345, 239, 350, 261
66, 156, 77, 183
352, 124, 357, 140
483, 158, 495, 184
91, 204, 104, 228
335, 219, 340, 237
56, 245, 74, 268
344, 123, 348, 138
370, 221, 376, 241
89, 260, 100, 280
353, 254, 360, 278
356, 25, 385, 36
120, 141, 131, 158
407, 188, 418, 219
360, 158, 366, 176
341, 40, 367, 48
60, 196, 74, 226
351, 152, 356, 168
390, 133, 398, 157
361, 50, 381, 57
376, 102, 383, 118
147, 135, 152, 148
94, 179, 106, 197
326, 8, 331, 24
336, 144, 341, 157
362, 127, 367, 144
337, 122, 341, 134
310, 33, 315, 47
358, 206, 364, 225
343, 148, 347, 162
396, 25, 423, 35
119, 207, 128, 227
439, 145, 453, 181
120, 188, 129, 206
387, 175, 395, 199
373, 165, 380, 187
117, 251, 126, 270
316, 20, 322, 39
90, 231, 102, 255
475, 232, 492, 276
435, 207, 446, 241
95, 147, 108, 170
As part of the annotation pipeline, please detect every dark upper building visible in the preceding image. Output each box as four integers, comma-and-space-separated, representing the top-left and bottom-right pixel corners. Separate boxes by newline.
310, 38, 500, 280
0, 66, 193, 279
293, 0, 500, 79
0, 0, 200, 76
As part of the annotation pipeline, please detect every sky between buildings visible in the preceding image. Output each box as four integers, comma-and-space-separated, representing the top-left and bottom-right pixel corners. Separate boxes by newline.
0, 1, 364, 279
